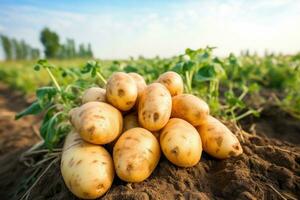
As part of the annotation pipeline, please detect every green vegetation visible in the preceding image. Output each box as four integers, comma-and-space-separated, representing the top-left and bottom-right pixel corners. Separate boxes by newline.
0, 27, 93, 61
0, 35, 40, 60
1, 47, 300, 122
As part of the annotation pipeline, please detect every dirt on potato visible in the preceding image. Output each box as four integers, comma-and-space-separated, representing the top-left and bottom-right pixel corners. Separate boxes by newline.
0, 84, 299, 200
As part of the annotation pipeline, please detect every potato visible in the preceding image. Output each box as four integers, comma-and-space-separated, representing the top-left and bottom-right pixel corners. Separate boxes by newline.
61, 131, 114, 199
197, 116, 243, 159
82, 87, 106, 103
70, 102, 123, 145
128, 72, 147, 100
123, 112, 139, 132
113, 127, 160, 182
171, 94, 209, 126
106, 72, 138, 111
157, 71, 183, 96
160, 118, 202, 167
138, 83, 172, 131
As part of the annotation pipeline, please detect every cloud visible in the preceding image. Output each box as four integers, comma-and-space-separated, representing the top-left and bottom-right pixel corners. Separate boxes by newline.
0, 0, 300, 60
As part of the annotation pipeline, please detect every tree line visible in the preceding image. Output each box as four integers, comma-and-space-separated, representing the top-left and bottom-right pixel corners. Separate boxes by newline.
1, 27, 93, 60
0, 35, 40, 60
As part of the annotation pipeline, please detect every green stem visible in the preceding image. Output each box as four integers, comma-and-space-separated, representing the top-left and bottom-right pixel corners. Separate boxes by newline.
185, 71, 192, 93
45, 67, 61, 92
235, 110, 255, 121
96, 72, 107, 85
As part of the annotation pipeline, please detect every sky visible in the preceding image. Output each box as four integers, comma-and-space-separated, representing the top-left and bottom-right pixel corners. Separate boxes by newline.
0, 0, 300, 59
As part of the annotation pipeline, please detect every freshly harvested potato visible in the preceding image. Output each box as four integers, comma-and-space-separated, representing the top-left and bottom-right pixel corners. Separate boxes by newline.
106, 72, 138, 111
197, 116, 243, 159
61, 131, 114, 199
157, 71, 183, 96
70, 102, 123, 145
128, 72, 147, 99
113, 128, 160, 182
82, 87, 106, 103
123, 112, 139, 132
171, 94, 209, 126
138, 83, 172, 131
160, 118, 202, 167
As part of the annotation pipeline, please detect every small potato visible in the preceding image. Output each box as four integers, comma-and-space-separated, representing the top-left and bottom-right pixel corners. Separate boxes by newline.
171, 94, 209, 126
82, 87, 106, 103
128, 72, 147, 100
138, 83, 172, 131
197, 116, 243, 159
70, 102, 123, 145
157, 71, 183, 96
160, 118, 202, 167
113, 128, 160, 182
123, 112, 139, 132
106, 72, 138, 111
61, 131, 114, 199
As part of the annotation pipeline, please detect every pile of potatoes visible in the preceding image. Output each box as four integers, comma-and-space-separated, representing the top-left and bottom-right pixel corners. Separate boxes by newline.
61, 71, 243, 199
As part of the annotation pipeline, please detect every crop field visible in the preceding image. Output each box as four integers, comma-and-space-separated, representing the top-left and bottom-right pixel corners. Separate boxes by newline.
0, 47, 300, 200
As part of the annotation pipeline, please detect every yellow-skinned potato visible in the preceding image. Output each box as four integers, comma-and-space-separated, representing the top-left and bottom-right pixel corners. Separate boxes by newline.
197, 116, 243, 159
138, 83, 172, 131
106, 72, 138, 111
171, 94, 209, 126
61, 131, 114, 199
128, 72, 147, 100
70, 102, 123, 145
160, 118, 202, 167
123, 112, 139, 132
113, 128, 160, 182
157, 71, 183, 96
82, 87, 106, 103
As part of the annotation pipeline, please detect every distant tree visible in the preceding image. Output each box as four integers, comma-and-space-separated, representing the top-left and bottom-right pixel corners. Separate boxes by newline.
78, 43, 85, 58
87, 43, 93, 58
40, 27, 60, 58
20, 40, 29, 59
31, 48, 40, 60
0, 35, 13, 60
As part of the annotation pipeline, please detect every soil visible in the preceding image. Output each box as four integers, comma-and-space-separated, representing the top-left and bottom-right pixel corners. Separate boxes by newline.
0, 83, 299, 200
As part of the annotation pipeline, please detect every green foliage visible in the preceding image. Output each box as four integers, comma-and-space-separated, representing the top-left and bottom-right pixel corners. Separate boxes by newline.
1, 34, 40, 60
1, 46, 299, 149
40, 27, 60, 58
1, 35, 13, 60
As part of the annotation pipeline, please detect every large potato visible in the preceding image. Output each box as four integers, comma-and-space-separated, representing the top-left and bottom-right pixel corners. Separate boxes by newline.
171, 94, 209, 126
113, 128, 160, 182
160, 118, 202, 167
197, 116, 243, 159
157, 71, 183, 96
82, 87, 106, 103
138, 83, 172, 131
123, 112, 139, 132
70, 102, 123, 145
61, 131, 114, 199
106, 72, 138, 111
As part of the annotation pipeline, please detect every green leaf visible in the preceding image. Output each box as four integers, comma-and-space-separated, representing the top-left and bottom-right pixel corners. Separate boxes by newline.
44, 115, 59, 149
15, 101, 42, 120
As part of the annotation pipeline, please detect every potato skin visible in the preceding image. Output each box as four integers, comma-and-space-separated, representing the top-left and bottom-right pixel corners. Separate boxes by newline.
160, 118, 202, 167
197, 116, 243, 159
70, 102, 123, 145
128, 72, 147, 100
61, 131, 114, 199
123, 112, 139, 132
157, 71, 183, 96
106, 72, 138, 111
138, 83, 172, 131
113, 128, 160, 182
171, 94, 209, 126
82, 87, 106, 104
